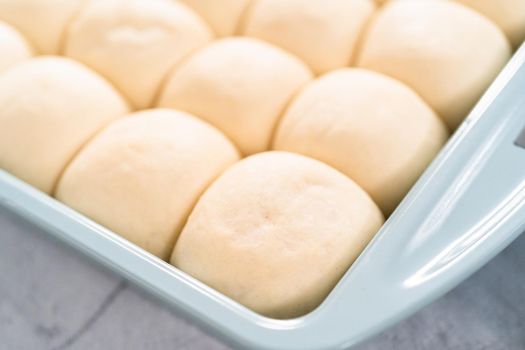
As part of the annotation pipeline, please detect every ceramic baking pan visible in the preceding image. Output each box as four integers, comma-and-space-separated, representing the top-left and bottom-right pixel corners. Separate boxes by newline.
1, 43, 524, 350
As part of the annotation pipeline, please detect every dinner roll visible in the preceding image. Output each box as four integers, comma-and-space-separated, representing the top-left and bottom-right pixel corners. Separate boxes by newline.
0, 22, 33, 73
358, 0, 511, 130
56, 109, 239, 260
0, 0, 84, 53
455, 0, 525, 48
172, 151, 383, 318
273, 69, 448, 215
0, 57, 129, 194
158, 38, 312, 155
243, 0, 375, 74
65, 0, 213, 109
179, 0, 252, 36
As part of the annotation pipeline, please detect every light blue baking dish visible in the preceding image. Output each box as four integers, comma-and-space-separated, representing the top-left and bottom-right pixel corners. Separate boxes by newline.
1, 43, 525, 350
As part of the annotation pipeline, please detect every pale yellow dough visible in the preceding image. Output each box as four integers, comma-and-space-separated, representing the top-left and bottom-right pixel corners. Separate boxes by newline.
0, 57, 129, 194
243, 0, 375, 75
273, 69, 448, 215
358, 0, 511, 130
158, 38, 312, 155
0, 0, 85, 54
455, 0, 525, 48
0, 21, 33, 73
172, 151, 383, 318
179, 0, 252, 36
65, 0, 213, 109
56, 109, 240, 260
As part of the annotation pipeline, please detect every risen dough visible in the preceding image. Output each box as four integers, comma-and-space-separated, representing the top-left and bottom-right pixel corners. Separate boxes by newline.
455, 0, 525, 48
179, 0, 252, 36
273, 69, 448, 214
56, 109, 239, 260
243, 0, 375, 74
0, 0, 84, 54
358, 0, 511, 130
158, 38, 312, 155
172, 151, 383, 318
0, 21, 33, 73
65, 0, 213, 109
0, 57, 129, 194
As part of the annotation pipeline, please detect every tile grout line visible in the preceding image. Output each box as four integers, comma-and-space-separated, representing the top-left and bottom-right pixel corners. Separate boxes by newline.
50, 279, 127, 350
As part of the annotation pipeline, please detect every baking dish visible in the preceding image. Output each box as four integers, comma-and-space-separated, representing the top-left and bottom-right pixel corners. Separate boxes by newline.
1, 42, 524, 350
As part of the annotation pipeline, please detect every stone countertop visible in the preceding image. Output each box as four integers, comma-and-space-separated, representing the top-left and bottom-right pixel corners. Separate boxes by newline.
1, 208, 524, 350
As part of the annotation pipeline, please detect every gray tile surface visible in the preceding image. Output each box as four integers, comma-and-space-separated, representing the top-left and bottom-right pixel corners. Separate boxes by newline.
1, 208, 524, 350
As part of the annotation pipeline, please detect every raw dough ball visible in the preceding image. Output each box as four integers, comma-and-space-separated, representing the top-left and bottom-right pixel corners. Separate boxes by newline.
243, 0, 375, 74
56, 109, 240, 260
0, 57, 129, 194
455, 0, 525, 48
179, 0, 252, 36
0, 0, 85, 54
0, 21, 33, 73
172, 151, 383, 318
357, 0, 511, 130
158, 38, 312, 155
65, 0, 213, 109
273, 69, 448, 215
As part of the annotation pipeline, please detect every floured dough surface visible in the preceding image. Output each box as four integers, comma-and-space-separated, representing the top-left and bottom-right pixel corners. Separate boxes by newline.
172, 151, 384, 318
0, 0, 85, 53
358, 0, 511, 129
179, 0, 252, 36
158, 38, 312, 155
0, 57, 129, 193
56, 109, 240, 260
65, 0, 213, 109
244, 0, 375, 74
0, 21, 33, 73
455, 0, 525, 48
273, 69, 448, 214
